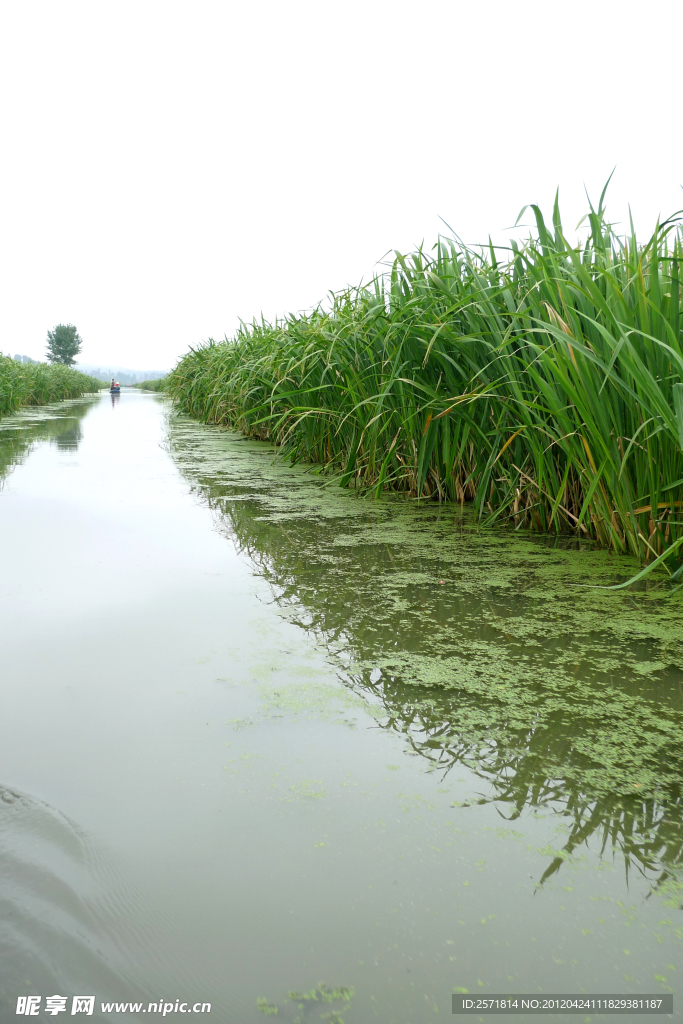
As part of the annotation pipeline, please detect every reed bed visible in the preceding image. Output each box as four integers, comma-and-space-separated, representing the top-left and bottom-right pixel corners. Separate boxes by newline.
0, 356, 102, 418
167, 195, 683, 564
133, 377, 166, 392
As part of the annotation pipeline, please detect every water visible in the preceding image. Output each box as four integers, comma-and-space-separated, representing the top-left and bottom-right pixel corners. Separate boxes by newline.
1, 391, 681, 1022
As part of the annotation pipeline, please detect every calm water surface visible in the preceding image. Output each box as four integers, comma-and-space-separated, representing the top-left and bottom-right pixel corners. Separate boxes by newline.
1, 391, 682, 1021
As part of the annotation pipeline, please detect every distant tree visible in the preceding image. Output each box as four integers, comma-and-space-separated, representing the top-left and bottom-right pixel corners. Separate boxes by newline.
46, 324, 82, 366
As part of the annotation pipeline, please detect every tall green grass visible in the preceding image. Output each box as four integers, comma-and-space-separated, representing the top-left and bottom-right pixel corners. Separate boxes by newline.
167, 193, 683, 564
0, 356, 102, 418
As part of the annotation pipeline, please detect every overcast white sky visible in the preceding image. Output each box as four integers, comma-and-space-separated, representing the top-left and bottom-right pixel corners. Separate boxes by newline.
1, 0, 681, 370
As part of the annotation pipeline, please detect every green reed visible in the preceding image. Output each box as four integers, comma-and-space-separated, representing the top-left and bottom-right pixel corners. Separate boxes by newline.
133, 377, 167, 392
167, 192, 683, 563
0, 356, 102, 418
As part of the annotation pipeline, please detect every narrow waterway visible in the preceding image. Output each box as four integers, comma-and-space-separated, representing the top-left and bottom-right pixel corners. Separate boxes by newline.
1, 391, 682, 1022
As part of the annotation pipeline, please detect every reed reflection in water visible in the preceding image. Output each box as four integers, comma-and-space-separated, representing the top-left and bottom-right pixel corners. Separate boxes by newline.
0, 399, 95, 485
168, 416, 683, 905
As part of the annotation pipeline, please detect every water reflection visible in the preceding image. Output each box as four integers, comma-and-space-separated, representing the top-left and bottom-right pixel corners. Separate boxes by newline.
51, 421, 83, 452
167, 417, 683, 900
0, 400, 94, 485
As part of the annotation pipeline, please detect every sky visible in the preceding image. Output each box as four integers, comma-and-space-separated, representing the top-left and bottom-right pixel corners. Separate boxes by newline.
1, 0, 682, 371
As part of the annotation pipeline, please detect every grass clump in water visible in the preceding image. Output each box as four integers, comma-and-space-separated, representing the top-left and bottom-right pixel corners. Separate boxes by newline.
0, 355, 101, 418
167, 188, 683, 566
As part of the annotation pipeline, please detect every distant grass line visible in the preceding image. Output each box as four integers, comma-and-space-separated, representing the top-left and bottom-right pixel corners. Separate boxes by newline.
133, 377, 166, 392
0, 356, 102, 418
167, 192, 683, 565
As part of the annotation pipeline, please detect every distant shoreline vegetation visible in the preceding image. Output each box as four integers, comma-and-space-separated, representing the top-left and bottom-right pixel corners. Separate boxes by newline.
167, 193, 683, 569
133, 377, 166, 392
0, 355, 102, 418
84, 368, 166, 385
11, 357, 167, 387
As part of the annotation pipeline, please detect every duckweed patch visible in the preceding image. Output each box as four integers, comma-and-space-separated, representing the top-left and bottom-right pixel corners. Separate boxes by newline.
168, 415, 683, 892
257, 681, 383, 726
257, 984, 355, 1023
280, 781, 327, 803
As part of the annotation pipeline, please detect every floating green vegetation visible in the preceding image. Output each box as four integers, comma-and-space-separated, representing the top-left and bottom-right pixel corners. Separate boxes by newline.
168, 414, 683, 893
0, 355, 101, 419
257, 984, 354, 1023
280, 780, 327, 802
257, 680, 382, 726
168, 189, 683, 571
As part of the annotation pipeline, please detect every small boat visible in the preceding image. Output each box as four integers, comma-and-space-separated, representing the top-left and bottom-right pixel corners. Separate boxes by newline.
110, 385, 121, 393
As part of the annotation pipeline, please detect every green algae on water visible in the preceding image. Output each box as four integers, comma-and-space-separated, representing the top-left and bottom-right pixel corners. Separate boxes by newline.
257, 984, 355, 1023
167, 414, 683, 894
